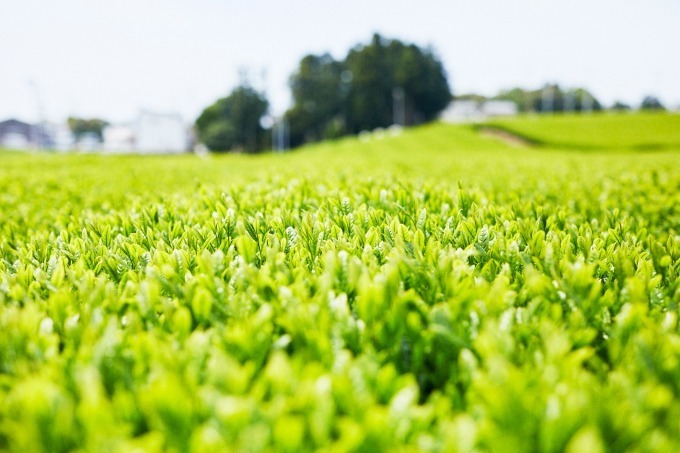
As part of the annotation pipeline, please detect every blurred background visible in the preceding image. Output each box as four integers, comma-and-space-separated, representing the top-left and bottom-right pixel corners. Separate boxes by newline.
1, 0, 679, 153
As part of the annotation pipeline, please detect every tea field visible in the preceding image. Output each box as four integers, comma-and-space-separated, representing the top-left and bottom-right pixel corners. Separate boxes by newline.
486, 111, 680, 151
1, 115, 679, 451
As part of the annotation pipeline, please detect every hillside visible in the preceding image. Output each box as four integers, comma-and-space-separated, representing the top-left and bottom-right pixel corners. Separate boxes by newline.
485, 111, 680, 150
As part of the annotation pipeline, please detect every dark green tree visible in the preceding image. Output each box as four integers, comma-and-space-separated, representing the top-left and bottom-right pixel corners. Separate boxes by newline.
494, 85, 602, 113
344, 34, 451, 133
284, 34, 452, 147
344, 35, 394, 133
640, 95, 665, 111
195, 85, 269, 153
285, 54, 348, 148
67, 117, 108, 141
610, 101, 632, 111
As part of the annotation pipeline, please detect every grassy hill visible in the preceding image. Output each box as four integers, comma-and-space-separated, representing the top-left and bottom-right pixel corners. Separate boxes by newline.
2, 114, 677, 209
485, 111, 680, 150
1, 117, 679, 451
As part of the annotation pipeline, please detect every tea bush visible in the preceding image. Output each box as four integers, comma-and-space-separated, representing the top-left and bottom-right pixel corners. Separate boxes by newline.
1, 121, 679, 451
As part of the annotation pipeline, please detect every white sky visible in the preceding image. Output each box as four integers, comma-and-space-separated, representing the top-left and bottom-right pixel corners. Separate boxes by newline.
2, 0, 679, 124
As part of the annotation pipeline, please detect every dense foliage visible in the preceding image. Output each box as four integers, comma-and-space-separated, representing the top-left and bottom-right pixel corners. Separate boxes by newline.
1, 117, 679, 451
640, 96, 666, 111
493, 84, 602, 113
67, 117, 109, 142
344, 34, 451, 133
195, 86, 269, 153
285, 34, 451, 147
285, 54, 348, 147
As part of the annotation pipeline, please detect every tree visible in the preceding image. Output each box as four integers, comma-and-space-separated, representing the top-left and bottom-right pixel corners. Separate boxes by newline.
284, 34, 452, 147
285, 54, 348, 148
454, 93, 489, 103
493, 88, 533, 112
494, 85, 602, 113
67, 117, 108, 141
640, 95, 665, 111
345, 34, 451, 134
610, 101, 631, 111
195, 85, 269, 153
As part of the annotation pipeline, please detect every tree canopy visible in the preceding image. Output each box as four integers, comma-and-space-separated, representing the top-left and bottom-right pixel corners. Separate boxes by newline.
493, 85, 602, 113
196, 34, 451, 151
611, 101, 632, 111
285, 34, 451, 147
286, 54, 348, 147
346, 35, 451, 132
195, 85, 269, 153
67, 117, 108, 141
640, 95, 665, 111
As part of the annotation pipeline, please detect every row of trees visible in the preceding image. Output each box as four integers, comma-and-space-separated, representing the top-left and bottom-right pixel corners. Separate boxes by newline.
194, 86, 269, 152
194, 34, 669, 153
492, 85, 603, 113
285, 35, 451, 147
195, 34, 451, 152
471, 86, 666, 113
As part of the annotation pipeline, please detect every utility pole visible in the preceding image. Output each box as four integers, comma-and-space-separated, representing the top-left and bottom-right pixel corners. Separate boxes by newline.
271, 117, 288, 153
541, 84, 554, 114
564, 89, 576, 113
582, 91, 593, 114
392, 87, 406, 126
279, 118, 287, 152
238, 67, 250, 87
27, 79, 46, 149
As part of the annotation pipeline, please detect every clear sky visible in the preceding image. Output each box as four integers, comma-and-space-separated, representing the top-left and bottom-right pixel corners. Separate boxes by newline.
2, 0, 679, 124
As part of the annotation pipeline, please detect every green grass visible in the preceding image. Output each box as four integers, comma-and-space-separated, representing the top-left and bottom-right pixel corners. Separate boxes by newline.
486, 111, 680, 150
1, 117, 679, 451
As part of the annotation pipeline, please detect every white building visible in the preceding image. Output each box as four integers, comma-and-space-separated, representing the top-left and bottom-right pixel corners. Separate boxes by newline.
481, 100, 518, 117
46, 122, 75, 152
135, 111, 188, 154
440, 101, 485, 123
103, 125, 135, 153
441, 100, 518, 123
101, 111, 189, 154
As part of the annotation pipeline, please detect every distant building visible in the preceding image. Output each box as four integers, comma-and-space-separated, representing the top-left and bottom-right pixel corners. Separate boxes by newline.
101, 111, 190, 154
481, 100, 518, 117
440, 100, 518, 123
0, 119, 52, 149
76, 132, 102, 152
440, 101, 484, 123
103, 125, 135, 153
44, 122, 75, 152
135, 111, 188, 154
1, 111, 191, 154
